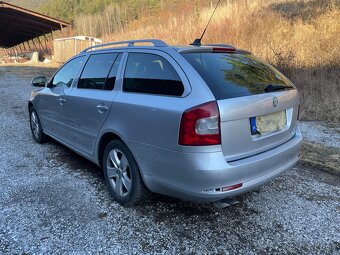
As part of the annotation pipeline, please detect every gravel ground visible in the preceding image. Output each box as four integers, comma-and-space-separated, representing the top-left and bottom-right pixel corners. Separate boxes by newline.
0, 65, 339, 254
298, 122, 340, 149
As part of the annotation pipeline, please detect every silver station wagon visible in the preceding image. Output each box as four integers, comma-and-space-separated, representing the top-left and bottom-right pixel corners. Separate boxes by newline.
29, 39, 302, 206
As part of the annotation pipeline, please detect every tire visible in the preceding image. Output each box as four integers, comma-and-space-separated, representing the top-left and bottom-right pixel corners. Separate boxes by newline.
29, 107, 47, 144
103, 140, 149, 206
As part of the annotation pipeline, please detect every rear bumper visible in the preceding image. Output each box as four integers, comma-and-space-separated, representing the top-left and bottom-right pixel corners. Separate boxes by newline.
125, 127, 302, 202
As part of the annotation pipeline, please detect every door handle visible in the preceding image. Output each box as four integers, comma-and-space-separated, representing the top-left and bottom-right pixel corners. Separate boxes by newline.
97, 104, 108, 113
59, 98, 66, 105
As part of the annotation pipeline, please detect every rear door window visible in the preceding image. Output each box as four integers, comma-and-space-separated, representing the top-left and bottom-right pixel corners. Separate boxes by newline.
123, 53, 184, 96
78, 53, 120, 90
182, 53, 293, 100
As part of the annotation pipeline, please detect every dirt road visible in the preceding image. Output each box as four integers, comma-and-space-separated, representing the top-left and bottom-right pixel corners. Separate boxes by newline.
0, 65, 339, 254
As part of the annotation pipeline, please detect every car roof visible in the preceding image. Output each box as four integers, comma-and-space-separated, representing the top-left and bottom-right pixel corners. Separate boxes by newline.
78, 39, 250, 56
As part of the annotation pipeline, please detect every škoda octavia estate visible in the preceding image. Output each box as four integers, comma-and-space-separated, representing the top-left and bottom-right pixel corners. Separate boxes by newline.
29, 39, 302, 206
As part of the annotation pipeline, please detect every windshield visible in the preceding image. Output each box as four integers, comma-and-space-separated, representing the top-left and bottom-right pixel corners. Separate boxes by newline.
182, 53, 294, 100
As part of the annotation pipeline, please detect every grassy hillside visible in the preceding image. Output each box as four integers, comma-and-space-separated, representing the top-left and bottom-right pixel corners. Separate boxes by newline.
37, 0, 177, 22
6, 0, 46, 10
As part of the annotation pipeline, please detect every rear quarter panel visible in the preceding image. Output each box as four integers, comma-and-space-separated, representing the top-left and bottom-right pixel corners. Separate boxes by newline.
99, 48, 216, 151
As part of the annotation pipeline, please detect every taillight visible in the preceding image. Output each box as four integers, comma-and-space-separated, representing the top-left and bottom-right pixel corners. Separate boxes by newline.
179, 101, 221, 146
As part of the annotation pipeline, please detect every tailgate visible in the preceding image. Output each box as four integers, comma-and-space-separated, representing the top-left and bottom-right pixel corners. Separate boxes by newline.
218, 90, 299, 162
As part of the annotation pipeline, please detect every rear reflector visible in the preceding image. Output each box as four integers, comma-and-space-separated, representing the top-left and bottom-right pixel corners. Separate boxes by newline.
221, 183, 243, 192
179, 101, 221, 146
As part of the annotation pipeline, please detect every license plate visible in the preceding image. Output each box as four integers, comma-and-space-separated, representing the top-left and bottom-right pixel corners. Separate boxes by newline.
251, 111, 287, 134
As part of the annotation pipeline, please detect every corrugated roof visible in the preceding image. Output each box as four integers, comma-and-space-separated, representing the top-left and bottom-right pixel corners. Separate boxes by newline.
0, 1, 70, 48
54, 36, 102, 43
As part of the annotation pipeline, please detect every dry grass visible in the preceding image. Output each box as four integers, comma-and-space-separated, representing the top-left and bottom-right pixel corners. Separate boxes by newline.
100, 0, 340, 122
74, 3, 128, 37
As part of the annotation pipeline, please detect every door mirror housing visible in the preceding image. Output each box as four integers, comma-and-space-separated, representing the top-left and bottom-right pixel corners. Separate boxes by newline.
31, 76, 47, 87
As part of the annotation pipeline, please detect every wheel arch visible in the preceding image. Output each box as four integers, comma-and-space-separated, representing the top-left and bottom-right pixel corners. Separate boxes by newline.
28, 102, 34, 111
97, 132, 122, 168
97, 131, 149, 189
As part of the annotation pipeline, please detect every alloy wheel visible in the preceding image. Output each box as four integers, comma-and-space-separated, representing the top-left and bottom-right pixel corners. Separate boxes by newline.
106, 149, 132, 197
30, 111, 40, 139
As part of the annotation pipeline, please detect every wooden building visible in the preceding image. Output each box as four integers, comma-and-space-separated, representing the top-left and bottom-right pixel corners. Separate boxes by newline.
53, 36, 102, 63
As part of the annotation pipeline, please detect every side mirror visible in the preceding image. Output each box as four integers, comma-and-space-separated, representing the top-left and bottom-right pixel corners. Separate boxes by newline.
31, 76, 47, 87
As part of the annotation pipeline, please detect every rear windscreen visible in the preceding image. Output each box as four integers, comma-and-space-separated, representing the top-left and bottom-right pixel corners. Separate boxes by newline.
182, 53, 293, 100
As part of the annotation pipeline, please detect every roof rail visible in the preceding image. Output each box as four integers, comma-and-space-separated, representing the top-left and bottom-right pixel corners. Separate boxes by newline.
82, 39, 168, 52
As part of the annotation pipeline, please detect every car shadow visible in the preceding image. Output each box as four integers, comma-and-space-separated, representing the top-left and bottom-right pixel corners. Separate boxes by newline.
48, 138, 256, 216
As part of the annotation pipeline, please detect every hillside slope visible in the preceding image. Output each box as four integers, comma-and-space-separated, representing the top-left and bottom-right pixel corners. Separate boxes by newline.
38, 0, 188, 22
6, 0, 46, 10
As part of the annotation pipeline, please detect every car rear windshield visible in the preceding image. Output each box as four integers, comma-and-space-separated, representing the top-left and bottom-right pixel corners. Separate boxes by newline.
182, 53, 293, 100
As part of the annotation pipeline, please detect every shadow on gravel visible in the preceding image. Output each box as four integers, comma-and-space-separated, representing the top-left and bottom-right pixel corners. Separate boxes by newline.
48, 139, 103, 180
47, 137, 256, 215
45, 136, 340, 227
139, 193, 254, 221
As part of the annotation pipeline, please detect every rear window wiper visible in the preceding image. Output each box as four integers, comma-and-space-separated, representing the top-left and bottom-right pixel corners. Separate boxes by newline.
264, 84, 294, 92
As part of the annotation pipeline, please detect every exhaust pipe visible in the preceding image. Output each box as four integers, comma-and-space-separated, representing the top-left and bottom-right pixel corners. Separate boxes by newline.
213, 198, 240, 209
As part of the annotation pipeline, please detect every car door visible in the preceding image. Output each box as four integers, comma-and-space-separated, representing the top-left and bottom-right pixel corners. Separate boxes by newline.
62, 52, 123, 156
38, 56, 86, 140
